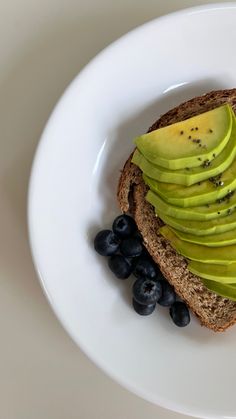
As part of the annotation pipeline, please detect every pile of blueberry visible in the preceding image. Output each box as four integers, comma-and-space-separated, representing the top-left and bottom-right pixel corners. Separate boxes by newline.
94, 214, 190, 327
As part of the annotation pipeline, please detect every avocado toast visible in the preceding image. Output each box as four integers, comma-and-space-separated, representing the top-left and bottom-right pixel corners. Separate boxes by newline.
117, 89, 236, 331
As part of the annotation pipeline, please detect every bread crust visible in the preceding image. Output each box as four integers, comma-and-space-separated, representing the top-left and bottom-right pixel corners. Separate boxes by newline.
117, 89, 236, 331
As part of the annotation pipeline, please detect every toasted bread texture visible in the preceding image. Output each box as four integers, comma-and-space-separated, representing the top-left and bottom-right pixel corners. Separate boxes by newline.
117, 89, 236, 332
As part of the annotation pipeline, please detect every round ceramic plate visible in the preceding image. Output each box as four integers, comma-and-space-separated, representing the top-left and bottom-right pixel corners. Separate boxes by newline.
28, 4, 236, 418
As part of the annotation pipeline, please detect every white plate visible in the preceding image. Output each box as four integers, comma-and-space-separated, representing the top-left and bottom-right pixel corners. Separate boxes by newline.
28, 4, 236, 418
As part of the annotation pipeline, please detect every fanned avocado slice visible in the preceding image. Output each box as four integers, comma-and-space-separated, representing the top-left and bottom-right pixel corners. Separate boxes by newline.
189, 261, 236, 283
156, 209, 236, 236
201, 279, 236, 301
146, 188, 236, 221
144, 151, 236, 207
169, 227, 236, 247
132, 115, 236, 186
160, 225, 236, 264
135, 104, 232, 170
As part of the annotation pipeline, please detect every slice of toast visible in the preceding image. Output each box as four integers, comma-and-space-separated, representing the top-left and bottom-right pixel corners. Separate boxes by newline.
117, 89, 236, 332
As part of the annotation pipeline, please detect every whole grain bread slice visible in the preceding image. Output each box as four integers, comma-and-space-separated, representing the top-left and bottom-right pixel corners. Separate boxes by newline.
117, 88, 236, 332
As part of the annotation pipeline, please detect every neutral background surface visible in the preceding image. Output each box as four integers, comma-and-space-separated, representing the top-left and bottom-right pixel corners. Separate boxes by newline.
1, 1, 229, 418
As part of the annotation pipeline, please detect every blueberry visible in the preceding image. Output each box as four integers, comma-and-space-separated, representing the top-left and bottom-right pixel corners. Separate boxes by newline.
140, 246, 151, 259
120, 237, 143, 258
133, 278, 162, 305
132, 298, 156, 316
94, 229, 119, 256
158, 281, 176, 307
132, 230, 143, 241
133, 256, 157, 280
108, 255, 133, 279
170, 302, 190, 327
112, 214, 137, 238
156, 270, 167, 281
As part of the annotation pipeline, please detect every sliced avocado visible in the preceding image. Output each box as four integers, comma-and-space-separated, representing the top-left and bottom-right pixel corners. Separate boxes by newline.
144, 150, 236, 207
132, 115, 236, 186
135, 105, 232, 170
156, 209, 236, 236
201, 279, 236, 301
189, 261, 236, 283
160, 225, 236, 264
146, 188, 236, 221
169, 226, 236, 247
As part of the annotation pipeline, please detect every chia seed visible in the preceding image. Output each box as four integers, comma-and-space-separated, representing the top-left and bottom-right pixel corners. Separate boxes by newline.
209, 174, 224, 187
217, 190, 234, 203
202, 159, 211, 168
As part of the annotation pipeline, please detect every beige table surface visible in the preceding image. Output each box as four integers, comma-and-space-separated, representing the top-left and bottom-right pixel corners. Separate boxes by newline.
0, 0, 228, 418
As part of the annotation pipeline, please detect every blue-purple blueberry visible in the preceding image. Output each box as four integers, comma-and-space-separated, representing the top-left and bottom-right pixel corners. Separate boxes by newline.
133, 278, 162, 305
170, 301, 190, 327
94, 229, 119, 256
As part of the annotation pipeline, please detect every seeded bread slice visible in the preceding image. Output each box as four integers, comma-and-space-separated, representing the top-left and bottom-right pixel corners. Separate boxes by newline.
117, 89, 236, 332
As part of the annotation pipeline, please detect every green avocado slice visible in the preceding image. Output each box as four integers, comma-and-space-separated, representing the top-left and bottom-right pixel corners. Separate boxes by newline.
135, 104, 232, 170
169, 227, 236, 247
132, 117, 236, 186
146, 188, 236, 221
189, 261, 236, 283
201, 279, 236, 301
160, 225, 236, 264
156, 209, 236, 236
144, 149, 236, 207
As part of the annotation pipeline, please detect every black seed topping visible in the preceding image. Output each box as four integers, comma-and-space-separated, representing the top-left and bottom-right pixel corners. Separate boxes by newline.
180, 131, 184, 135
198, 157, 202, 161
209, 129, 213, 133
188, 135, 192, 139
202, 159, 211, 168
217, 191, 234, 204
225, 191, 234, 200
209, 174, 224, 187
